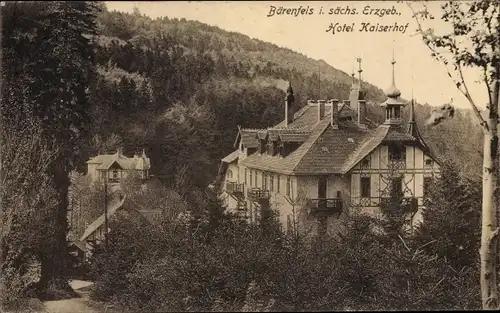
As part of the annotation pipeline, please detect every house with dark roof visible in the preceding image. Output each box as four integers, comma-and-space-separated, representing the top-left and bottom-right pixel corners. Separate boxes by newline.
73, 194, 159, 260
86, 148, 151, 183
218, 58, 440, 235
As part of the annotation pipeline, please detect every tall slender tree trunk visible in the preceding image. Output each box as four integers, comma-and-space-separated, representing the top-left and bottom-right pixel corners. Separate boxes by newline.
480, 61, 500, 309
0, 0, 6, 300
37, 163, 73, 299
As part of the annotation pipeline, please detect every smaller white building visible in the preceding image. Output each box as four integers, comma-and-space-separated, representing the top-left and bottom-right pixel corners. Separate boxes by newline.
86, 148, 151, 183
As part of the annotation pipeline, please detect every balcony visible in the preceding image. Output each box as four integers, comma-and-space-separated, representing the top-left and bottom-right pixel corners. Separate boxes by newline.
309, 198, 343, 217
226, 182, 244, 197
247, 187, 270, 201
380, 196, 419, 213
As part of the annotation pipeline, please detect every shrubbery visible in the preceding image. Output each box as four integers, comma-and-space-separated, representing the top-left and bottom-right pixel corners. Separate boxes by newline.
90, 165, 481, 311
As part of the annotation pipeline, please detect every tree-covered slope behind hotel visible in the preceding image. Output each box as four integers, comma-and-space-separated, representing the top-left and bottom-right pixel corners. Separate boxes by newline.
88, 5, 483, 190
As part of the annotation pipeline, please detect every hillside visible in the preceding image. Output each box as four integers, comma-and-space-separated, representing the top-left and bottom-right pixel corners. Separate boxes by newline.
85, 5, 483, 190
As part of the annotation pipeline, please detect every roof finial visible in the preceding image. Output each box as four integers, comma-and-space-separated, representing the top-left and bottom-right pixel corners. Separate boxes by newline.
142, 148, 146, 158
411, 74, 414, 99
386, 40, 401, 98
357, 57, 362, 88
351, 64, 355, 85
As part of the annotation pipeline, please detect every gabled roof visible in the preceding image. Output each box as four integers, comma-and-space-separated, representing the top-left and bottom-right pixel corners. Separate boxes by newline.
229, 100, 441, 175
221, 150, 239, 163
80, 195, 127, 242
233, 128, 260, 149
88, 150, 151, 171
80, 195, 152, 242
342, 125, 391, 173
239, 110, 370, 175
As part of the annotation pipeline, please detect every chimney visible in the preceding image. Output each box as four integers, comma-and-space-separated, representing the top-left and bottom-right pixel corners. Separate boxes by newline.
285, 82, 295, 127
358, 99, 367, 128
318, 100, 325, 122
330, 99, 339, 129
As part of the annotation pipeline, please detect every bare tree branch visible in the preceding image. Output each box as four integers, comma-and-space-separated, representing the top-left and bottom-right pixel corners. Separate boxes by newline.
408, 2, 489, 131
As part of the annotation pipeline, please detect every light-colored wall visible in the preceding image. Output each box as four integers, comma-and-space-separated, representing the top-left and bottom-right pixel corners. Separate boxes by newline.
87, 164, 99, 180
350, 144, 440, 226
220, 143, 440, 234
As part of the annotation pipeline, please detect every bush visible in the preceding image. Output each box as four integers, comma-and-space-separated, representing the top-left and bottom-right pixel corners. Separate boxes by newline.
90, 176, 482, 311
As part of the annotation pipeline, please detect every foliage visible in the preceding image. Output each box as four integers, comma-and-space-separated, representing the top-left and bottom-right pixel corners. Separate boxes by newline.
90, 181, 482, 311
2, 0, 100, 300
0, 124, 58, 309
410, 0, 500, 308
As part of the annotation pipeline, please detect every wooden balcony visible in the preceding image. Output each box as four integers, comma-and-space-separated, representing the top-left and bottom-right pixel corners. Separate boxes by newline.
226, 182, 244, 197
247, 188, 270, 201
309, 198, 343, 217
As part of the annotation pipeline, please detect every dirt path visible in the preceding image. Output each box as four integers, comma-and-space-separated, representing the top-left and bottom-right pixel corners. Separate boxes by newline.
43, 280, 96, 313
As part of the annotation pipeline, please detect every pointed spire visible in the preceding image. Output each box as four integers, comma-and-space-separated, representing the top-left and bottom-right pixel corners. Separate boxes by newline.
386, 42, 401, 98
141, 148, 146, 158
407, 98, 420, 137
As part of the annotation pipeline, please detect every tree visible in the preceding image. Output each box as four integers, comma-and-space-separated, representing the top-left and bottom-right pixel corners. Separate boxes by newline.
409, 1, 500, 308
0, 124, 59, 308
1, 1, 100, 297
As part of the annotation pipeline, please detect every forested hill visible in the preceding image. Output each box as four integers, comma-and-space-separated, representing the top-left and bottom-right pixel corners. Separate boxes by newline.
86, 5, 483, 191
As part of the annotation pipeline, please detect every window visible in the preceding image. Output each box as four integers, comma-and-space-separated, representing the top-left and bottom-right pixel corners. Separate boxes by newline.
250, 170, 253, 186
277, 175, 281, 193
245, 168, 248, 185
278, 142, 284, 157
360, 158, 370, 169
270, 173, 274, 192
262, 172, 267, 190
112, 169, 119, 179
425, 159, 433, 166
394, 106, 401, 119
360, 177, 371, 198
388, 144, 405, 161
227, 169, 233, 180
286, 176, 291, 197
392, 177, 403, 195
259, 140, 266, 154
255, 172, 259, 187
423, 177, 432, 199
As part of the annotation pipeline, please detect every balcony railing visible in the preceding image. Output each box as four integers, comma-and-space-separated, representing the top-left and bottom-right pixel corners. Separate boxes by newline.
247, 187, 270, 200
309, 198, 343, 217
226, 182, 244, 196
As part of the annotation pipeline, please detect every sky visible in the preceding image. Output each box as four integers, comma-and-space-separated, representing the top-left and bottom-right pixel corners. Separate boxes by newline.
105, 1, 490, 110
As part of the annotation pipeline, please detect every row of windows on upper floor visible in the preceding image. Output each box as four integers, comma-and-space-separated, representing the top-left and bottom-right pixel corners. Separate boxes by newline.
359, 175, 433, 199
226, 168, 294, 197
361, 144, 435, 167
243, 141, 434, 168
241, 141, 301, 158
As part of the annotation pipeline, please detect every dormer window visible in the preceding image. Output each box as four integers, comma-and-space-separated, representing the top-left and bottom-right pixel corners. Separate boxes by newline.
278, 142, 285, 157
388, 144, 405, 161
267, 141, 276, 156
